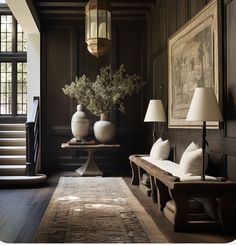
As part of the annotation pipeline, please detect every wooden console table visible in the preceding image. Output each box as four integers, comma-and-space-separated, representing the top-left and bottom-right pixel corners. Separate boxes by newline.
61, 143, 120, 176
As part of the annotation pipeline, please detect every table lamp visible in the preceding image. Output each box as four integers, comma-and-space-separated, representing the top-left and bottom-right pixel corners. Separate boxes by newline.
144, 99, 166, 143
186, 87, 223, 181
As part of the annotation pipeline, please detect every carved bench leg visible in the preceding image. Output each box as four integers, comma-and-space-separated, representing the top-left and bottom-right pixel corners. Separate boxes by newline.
130, 161, 139, 185
150, 175, 157, 203
170, 190, 189, 232
155, 178, 171, 211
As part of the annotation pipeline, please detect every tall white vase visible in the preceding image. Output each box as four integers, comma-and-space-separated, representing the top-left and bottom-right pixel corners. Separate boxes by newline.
94, 113, 115, 143
71, 105, 90, 139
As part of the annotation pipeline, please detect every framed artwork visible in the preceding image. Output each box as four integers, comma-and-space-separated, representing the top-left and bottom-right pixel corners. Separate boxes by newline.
168, 0, 221, 128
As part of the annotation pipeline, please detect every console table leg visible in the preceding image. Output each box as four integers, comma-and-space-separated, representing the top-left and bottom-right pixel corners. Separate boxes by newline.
76, 149, 103, 176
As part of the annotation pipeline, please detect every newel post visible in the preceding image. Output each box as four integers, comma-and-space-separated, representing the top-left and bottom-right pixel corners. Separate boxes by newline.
25, 121, 35, 176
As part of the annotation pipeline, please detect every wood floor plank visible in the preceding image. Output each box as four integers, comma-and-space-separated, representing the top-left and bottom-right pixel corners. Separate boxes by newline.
0, 172, 235, 243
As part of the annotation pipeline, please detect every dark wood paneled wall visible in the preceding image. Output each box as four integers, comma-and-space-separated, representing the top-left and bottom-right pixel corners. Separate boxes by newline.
41, 19, 147, 173
147, 0, 236, 180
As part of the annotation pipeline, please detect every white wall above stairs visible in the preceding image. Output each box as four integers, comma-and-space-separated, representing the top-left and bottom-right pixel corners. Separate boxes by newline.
27, 34, 40, 119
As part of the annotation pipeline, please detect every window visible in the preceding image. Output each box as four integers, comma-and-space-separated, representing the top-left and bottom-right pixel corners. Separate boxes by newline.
17, 62, 27, 114
0, 62, 12, 114
0, 14, 27, 117
1, 15, 12, 52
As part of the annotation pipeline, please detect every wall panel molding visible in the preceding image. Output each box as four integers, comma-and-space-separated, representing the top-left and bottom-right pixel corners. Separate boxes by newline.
41, 19, 147, 173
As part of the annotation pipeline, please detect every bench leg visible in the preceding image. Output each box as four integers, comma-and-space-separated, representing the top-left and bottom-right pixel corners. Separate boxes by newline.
150, 175, 157, 203
155, 178, 171, 211
138, 166, 145, 183
170, 190, 189, 232
130, 161, 139, 185
218, 192, 235, 233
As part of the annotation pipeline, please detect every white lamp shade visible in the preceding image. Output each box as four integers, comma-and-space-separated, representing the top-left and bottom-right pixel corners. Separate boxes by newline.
144, 100, 166, 122
186, 87, 223, 122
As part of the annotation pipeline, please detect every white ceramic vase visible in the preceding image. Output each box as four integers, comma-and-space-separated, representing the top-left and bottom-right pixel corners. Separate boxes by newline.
71, 105, 90, 139
94, 113, 115, 143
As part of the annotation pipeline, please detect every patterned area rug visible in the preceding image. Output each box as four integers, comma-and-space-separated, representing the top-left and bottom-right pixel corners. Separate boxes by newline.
34, 177, 168, 243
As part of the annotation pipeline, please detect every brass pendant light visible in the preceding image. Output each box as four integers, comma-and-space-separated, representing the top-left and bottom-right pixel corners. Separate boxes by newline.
85, 0, 112, 57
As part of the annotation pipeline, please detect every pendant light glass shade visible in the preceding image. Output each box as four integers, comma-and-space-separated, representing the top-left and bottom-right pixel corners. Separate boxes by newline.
85, 0, 111, 57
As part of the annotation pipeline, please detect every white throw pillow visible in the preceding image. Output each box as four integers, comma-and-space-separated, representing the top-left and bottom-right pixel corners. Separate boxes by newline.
179, 142, 206, 176
150, 138, 170, 160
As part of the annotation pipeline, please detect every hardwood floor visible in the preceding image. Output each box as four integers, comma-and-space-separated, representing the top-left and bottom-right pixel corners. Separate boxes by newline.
0, 172, 235, 243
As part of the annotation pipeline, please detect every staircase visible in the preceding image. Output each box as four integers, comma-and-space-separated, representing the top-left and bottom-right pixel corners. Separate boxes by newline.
0, 123, 46, 185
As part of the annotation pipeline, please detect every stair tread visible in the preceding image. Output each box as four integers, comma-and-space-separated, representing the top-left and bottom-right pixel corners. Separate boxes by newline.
0, 146, 26, 149
0, 165, 26, 169
0, 175, 46, 180
0, 138, 26, 140
0, 124, 25, 126
0, 155, 26, 158
0, 130, 25, 133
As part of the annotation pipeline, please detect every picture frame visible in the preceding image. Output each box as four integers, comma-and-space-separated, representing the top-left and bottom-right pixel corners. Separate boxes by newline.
168, 0, 221, 128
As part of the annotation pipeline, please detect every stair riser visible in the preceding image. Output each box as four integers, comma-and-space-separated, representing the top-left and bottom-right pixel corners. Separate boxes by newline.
0, 124, 25, 131
0, 131, 25, 138
0, 169, 25, 176
0, 140, 26, 146
0, 149, 26, 155
0, 158, 26, 164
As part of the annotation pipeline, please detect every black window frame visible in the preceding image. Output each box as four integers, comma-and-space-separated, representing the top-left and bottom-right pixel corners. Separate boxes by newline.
0, 6, 27, 123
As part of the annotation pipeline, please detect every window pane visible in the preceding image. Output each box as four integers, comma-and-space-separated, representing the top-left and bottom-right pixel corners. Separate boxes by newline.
1, 63, 6, 72
1, 94, 5, 103
1, 42, 6, 51
1, 16, 6, 23
0, 15, 12, 52
7, 63, 11, 72
1, 33, 6, 41
6, 42, 12, 51
17, 94, 22, 102
7, 16, 12, 23
17, 104, 22, 114
18, 62, 22, 71
23, 104, 27, 114
23, 63, 27, 71
0, 62, 12, 115
17, 62, 27, 115
23, 83, 27, 93
7, 83, 11, 93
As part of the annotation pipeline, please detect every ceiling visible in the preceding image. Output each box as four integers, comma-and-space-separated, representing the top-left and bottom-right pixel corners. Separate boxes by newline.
34, 0, 157, 20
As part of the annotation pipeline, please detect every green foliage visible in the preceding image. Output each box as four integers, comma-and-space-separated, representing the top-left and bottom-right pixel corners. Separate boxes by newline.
62, 65, 144, 116
62, 75, 93, 108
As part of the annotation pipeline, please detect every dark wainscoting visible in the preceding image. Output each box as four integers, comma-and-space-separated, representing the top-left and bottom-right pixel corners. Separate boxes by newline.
147, 0, 236, 180
41, 19, 148, 174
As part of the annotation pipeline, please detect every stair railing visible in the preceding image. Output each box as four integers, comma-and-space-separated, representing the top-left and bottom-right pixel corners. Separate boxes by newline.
25, 97, 40, 176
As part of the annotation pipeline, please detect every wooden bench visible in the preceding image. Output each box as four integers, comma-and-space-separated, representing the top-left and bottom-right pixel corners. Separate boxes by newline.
129, 154, 236, 233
